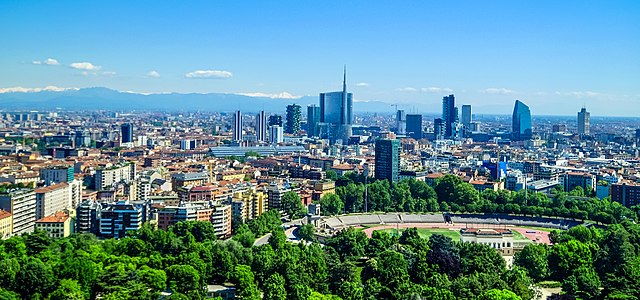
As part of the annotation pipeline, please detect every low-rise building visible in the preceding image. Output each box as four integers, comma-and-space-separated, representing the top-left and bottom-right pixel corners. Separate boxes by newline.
35, 211, 74, 238
460, 228, 514, 255
0, 209, 12, 239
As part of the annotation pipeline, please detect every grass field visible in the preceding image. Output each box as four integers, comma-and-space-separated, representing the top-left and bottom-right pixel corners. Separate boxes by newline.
379, 227, 461, 240
511, 230, 531, 241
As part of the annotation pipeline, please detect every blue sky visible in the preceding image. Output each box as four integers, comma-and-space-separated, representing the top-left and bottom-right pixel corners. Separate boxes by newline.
1, 1, 639, 116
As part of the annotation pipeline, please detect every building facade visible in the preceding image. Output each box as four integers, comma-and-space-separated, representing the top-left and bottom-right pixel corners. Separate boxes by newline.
0, 189, 36, 235
442, 94, 456, 138
375, 139, 401, 183
285, 104, 301, 134
512, 100, 532, 141
99, 201, 142, 238
233, 110, 243, 142
578, 107, 590, 135
319, 68, 353, 143
255, 111, 267, 142
406, 114, 423, 140
307, 105, 321, 138
35, 211, 74, 238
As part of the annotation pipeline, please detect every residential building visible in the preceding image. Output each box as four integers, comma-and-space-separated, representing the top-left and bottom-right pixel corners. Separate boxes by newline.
40, 165, 74, 185
434, 118, 445, 140
233, 110, 243, 142
285, 104, 301, 134
157, 205, 215, 230
0, 189, 36, 235
255, 111, 267, 142
211, 205, 232, 238
611, 182, 640, 207
99, 201, 143, 238
375, 139, 401, 183
35, 211, 74, 238
35, 182, 71, 220
76, 200, 102, 234
231, 189, 268, 221
562, 172, 596, 193
95, 163, 136, 191
0, 210, 12, 239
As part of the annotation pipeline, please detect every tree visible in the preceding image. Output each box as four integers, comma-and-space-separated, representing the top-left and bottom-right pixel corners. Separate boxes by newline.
282, 191, 306, 219
337, 183, 364, 213
15, 258, 55, 298
562, 266, 601, 299
319, 193, 344, 215
233, 224, 256, 248
548, 240, 593, 280
48, 279, 85, 300
426, 234, 461, 278
326, 227, 368, 260
513, 243, 550, 282
166, 265, 202, 296
138, 266, 167, 292
232, 265, 261, 300
263, 273, 287, 300
435, 175, 463, 202
478, 289, 523, 300
298, 224, 316, 242
325, 170, 338, 181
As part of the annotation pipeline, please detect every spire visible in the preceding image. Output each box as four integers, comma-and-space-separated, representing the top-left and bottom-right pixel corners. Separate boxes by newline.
343, 65, 347, 92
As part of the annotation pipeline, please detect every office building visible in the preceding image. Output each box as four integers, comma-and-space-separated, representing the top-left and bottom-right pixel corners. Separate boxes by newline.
0, 210, 12, 239
406, 114, 423, 140
396, 110, 406, 135
611, 182, 640, 207
578, 107, 590, 135
35, 211, 74, 239
434, 118, 445, 140
319, 67, 353, 142
442, 94, 456, 138
0, 189, 36, 235
562, 172, 596, 193
285, 104, 302, 134
76, 200, 102, 234
232, 110, 243, 142
307, 105, 321, 137
99, 201, 143, 239
375, 139, 401, 183
269, 125, 284, 144
512, 100, 532, 141
40, 165, 74, 185
121, 123, 133, 144
461, 104, 472, 133
255, 111, 267, 142
268, 115, 282, 127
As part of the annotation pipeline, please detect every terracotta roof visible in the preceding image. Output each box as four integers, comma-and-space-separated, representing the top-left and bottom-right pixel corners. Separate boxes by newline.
35, 211, 69, 223
35, 182, 69, 194
0, 209, 11, 220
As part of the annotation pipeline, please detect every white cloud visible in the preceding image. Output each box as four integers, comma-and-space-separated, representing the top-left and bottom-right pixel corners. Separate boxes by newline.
483, 88, 516, 95
102, 71, 117, 76
146, 70, 160, 78
421, 87, 453, 93
355, 82, 370, 87
396, 87, 418, 92
185, 70, 232, 79
0, 86, 78, 93
70, 62, 101, 71
32, 58, 60, 66
237, 92, 301, 99
555, 91, 601, 98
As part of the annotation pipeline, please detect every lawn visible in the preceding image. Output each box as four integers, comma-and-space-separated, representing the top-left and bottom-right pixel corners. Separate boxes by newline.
379, 227, 461, 241
511, 230, 531, 241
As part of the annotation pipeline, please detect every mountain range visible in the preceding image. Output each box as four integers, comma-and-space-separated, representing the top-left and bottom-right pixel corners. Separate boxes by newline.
0, 87, 395, 113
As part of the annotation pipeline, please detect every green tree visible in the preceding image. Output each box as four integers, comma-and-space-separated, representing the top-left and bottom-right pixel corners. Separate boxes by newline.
513, 243, 550, 282
319, 193, 344, 215
298, 224, 316, 242
562, 266, 601, 299
15, 258, 56, 298
435, 175, 463, 202
232, 265, 261, 300
282, 191, 306, 219
166, 265, 202, 296
478, 289, 523, 300
48, 279, 85, 300
233, 224, 256, 248
263, 273, 287, 300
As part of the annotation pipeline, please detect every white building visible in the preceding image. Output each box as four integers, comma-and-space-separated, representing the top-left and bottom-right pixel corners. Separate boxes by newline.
460, 228, 514, 255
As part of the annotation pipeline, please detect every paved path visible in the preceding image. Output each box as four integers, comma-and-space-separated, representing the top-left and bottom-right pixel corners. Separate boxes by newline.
361, 223, 552, 245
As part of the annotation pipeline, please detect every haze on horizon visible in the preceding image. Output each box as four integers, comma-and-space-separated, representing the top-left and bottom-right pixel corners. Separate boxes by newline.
1, 1, 639, 116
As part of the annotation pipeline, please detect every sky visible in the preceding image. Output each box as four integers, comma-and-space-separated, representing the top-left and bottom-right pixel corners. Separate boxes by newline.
1, 1, 639, 116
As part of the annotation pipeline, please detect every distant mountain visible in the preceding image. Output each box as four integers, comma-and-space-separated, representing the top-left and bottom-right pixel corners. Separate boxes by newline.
0, 87, 394, 113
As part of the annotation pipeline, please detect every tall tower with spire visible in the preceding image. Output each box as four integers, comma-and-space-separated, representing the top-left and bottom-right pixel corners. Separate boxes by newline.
319, 67, 353, 143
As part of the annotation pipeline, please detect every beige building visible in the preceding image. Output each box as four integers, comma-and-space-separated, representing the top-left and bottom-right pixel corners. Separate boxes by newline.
35, 211, 74, 238
0, 189, 36, 235
460, 228, 515, 255
36, 182, 72, 220
0, 209, 12, 239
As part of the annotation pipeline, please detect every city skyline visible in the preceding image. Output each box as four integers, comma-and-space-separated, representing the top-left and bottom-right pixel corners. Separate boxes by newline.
1, 1, 639, 116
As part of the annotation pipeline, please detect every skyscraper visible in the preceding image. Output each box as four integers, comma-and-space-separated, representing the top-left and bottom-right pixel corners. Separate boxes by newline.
255, 111, 267, 142
269, 125, 283, 144
233, 110, 243, 142
578, 107, 590, 135
442, 94, 456, 138
434, 118, 445, 140
307, 105, 321, 137
319, 67, 353, 142
512, 100, 532, 141
406, 114, 423, 140
121, 123, 133, 144
268, 115, 282, 127
396, 110, 406, 134
461, 105, 472, 129
375, 139, 401, 183
285, 104, 301, 134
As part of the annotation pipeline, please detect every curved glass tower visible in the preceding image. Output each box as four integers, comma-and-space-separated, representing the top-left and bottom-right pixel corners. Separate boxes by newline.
512, 100, 532, 141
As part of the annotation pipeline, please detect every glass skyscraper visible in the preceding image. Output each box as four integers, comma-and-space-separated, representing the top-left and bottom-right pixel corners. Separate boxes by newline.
307, 105, 321, 137
406, 114, 423, 140
120, 123, 133, 144
255, 111, 267, 142
319, 67, 353, 143
578, 107, 590, 135
512, 100, 532, 141
375, 139, 401, 183
442, 94, 456, 138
